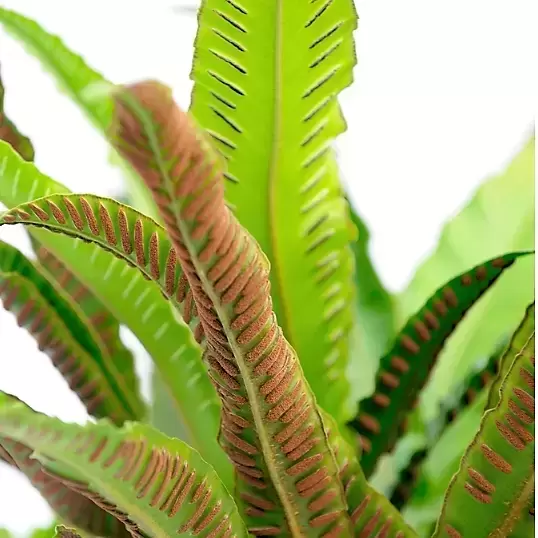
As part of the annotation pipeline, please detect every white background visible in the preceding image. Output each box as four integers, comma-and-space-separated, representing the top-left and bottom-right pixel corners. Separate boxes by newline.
0, 0, 535, 533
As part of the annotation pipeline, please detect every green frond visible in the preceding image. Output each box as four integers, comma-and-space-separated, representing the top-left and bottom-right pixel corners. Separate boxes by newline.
349, 253, 529, 477
397, 136, 535, 418
32, 241, 141, 400
0, 395, 248, 538
189, 0, 359, 423
323, 412, 417, 537
390, 345, 504, 511
111, 80, 352, 536
0, 240, 144, 423
432, 303, 535, 537
486, 303, 535, 411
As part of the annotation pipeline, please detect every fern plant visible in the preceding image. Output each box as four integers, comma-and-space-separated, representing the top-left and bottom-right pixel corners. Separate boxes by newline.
0, 3, 535, 538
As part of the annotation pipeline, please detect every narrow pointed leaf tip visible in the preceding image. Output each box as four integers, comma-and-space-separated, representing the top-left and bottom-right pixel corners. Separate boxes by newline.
111, 81, 352, 536
349, 251, 530, 477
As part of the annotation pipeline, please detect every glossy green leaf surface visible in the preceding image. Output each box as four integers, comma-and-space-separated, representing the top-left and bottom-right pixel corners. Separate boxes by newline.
433, 303, 535, 537
189, 0, 359, 424
0, 396, 248, 538
0, 239, 143, 424
349, 252, 528, 477
397, 137, 535, 418
112, 81, 352, 536
0, 140, 231, 487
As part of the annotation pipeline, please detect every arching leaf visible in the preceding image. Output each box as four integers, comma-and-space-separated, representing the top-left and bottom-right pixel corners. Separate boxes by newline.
1, 437, 131, 538
111, 81, 352, 536
0, 61, 34, 161
188, 0, 359, 424
0, 140, 231, 488
486, 303, 535, 411
0, 240, 144, 424
323, 412, 417, 537
0, 395, 249, 538
390, 345, 503, 511
32, 242, 141, 402
0, 394, 130, 537
432, 302, 535, 537
397, 136, 535, 417
349, 253, 529, 477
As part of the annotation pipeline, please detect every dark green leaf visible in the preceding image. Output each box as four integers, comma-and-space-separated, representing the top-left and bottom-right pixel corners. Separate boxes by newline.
349, 253, 529, 477
0, 240, 144, 423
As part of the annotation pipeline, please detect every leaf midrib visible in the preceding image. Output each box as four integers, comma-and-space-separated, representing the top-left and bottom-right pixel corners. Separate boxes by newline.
142, 122, 304, 536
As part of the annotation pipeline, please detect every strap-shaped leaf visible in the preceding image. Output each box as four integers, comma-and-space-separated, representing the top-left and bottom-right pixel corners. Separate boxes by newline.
0, 396, 248, 538
397, 137, 535, 419
0, 141, 231, 487
432, 303, 535, 537
111, 81, 352, 536
348, 253, 529, 477
189, 0, 359, 424
0, 436, 130, 538
0, 62, 34, 161
486, 303, 535, 411
390, 346, 503, 510
33, 242, 141, 400
0, 240, 143, 423
323, 412, 416, 537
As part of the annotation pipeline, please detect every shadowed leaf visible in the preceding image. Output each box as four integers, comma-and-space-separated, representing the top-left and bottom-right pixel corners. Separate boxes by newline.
0, 140, 231, 488
111, 81, 352, 536
349, 253, 529, 477
0, 239, 144, 424
323, 412, 416, 537
432, 303, 535, 538
188, 0, 359, 425
54, 526, 81, 538
0, 394, 248, 538
390, 345, 504, 511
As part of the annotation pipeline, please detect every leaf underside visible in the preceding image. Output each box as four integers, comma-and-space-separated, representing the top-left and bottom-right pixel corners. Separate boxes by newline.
390, 346, 503, 511
189, 0, 359, 424
349, 252, 529, 477
0, 397, 248, 538
0, 239, 143, 424
111, 81, 353, 536
0, 140, 231, 486
433, 303, 535, 538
